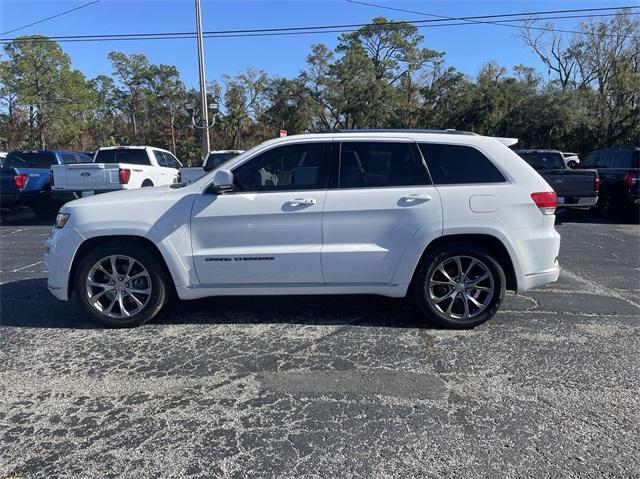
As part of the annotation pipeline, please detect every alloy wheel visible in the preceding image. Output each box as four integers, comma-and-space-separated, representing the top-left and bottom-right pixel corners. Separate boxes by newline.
85, 255, 152, 319
426, 255, 495, 320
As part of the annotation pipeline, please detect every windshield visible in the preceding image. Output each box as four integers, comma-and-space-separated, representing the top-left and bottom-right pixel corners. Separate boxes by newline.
518, 152, 565, 170
95, 149, 150, 165
4, 151, 56, 168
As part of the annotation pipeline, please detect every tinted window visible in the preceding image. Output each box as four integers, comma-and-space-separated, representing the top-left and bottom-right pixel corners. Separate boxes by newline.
76, 154, 93, 163
61, 153, 78, 164
233, 143, 328, 192
95, 149, 150, 165
4, 151, 56, 168
517, 151, 566, 170
584, 149, 638, 169
205, 153, 240, 170
164, 152, 181, 169
154, 150, 168, 167
419, 143, 506, 184
339, 142, 429, 188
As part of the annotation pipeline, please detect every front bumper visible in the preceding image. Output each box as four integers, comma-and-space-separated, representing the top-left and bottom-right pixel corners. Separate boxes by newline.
43, 224, 84, 301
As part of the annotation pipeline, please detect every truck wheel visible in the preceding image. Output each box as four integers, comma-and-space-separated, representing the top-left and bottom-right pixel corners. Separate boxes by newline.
413, 242, 506, 329
141, 180, 154, 187
75, 241, 169, 327
33, 191, 60, 220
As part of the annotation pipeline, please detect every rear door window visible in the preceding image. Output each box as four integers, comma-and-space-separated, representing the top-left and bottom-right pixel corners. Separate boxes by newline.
95, 149, 150, 165
4, 151, 56, 168
154, 150, 168, 167
338, 142, 430, 188
163, 152, 182, 169
61, 153, 78, 164
418, 143, 506, 184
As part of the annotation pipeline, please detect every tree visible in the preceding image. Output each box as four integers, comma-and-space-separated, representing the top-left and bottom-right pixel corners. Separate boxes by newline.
2, 35, 92, 149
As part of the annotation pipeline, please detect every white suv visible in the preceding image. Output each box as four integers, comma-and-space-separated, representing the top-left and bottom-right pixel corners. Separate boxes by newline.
44, 130, 560, 328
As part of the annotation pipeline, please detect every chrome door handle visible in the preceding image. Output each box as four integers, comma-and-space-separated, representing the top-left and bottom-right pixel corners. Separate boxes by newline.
286, 198, 317, 206
401, 193, 432, 201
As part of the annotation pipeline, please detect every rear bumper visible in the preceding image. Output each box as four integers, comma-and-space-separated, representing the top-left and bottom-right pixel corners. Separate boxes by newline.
510, 217, 561, 293
51, 190, 82, 202
557, 195, 597, 209
519, 263, 561, 291
0, 193, 19, 209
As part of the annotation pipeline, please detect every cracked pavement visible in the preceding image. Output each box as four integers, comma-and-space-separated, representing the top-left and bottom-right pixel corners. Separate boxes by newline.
0, 210, 639, 478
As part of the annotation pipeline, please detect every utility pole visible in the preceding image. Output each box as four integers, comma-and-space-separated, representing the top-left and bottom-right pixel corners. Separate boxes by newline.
195, 0, 210, 158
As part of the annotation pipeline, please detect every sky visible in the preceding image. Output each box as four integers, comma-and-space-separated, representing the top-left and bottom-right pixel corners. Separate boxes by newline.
0, 0, 637, 89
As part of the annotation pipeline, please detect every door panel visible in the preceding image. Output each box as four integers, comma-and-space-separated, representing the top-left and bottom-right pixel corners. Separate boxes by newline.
191, 191, 326, 284
322, 186, 442, 284
321, 141, 442, 285
190, 141, 331, 286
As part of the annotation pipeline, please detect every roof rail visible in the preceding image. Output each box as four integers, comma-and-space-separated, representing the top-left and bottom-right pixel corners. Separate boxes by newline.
322, 128, 479, 136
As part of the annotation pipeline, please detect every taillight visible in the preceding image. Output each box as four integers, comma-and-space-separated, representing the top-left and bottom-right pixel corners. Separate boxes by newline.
531, 191, 557, 215
119, 168, 131, 184
623, 172, 637, 189
14, 173, 29, 190
594, 175, 600, 192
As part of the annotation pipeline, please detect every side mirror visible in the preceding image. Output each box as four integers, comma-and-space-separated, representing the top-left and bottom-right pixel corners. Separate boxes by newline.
207, 169, 234, 194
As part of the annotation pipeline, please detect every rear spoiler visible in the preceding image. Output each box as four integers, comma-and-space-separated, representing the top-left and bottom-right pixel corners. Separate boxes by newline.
494, 137, 518, 147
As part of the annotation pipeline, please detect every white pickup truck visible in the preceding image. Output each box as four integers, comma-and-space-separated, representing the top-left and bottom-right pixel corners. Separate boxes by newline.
51, 146, 182, 200
179, 150, 244, 183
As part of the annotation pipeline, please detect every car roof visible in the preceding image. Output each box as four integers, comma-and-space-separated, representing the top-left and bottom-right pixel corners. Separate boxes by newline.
251, 130, 518, 149
516, 149, 563, 154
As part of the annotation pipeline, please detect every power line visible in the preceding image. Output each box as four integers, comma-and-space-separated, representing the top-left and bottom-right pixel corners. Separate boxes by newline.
0, 0, 101, 36
0, 6, 637, 44
345, 0, 639, 38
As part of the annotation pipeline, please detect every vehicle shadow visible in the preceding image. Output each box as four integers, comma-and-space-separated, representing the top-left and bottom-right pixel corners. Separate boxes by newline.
0, 209, 53, 226
555, 209, 639, 225
0, 278, 429, 330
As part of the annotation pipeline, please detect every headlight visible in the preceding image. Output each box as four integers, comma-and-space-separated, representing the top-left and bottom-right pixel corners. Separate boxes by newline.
55, 213, 70, 229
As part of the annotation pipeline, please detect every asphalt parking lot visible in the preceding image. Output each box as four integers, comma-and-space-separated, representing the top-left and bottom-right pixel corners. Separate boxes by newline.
0, 209, 639, 478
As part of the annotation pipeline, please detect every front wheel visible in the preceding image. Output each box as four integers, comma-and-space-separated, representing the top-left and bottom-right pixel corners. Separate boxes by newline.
413, 243, 506, 329
75, 241, 168, 327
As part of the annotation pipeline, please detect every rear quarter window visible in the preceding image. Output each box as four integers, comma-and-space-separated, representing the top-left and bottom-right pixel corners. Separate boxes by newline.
418, 143, 506, 184
95, 149, 150, 165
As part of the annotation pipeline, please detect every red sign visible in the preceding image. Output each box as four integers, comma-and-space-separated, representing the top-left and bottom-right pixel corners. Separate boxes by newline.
279, 129, 288, 137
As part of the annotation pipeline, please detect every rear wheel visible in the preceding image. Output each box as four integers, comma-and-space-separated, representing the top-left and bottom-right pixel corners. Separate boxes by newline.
141, 180, 154, 187
33, 190, 60, 220
413, 243, 506, 329
75, 241, 168, 327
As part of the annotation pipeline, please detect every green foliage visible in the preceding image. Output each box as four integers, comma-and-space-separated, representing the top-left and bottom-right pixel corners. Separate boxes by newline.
0, 13, 637, 158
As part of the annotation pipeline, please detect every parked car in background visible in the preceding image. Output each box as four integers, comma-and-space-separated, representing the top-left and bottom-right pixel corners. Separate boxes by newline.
582, 147, 640, 217
562, 152, 580, 169
179, 150, 244, 183
0, 150, 92, 218
45, 130, 561, 328
515, 150, 599, 209
51, 146, 181, 202
0, 152, 7, 167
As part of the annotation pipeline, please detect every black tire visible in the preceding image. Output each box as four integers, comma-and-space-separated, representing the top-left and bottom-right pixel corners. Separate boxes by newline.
75, 241, 169, 327
141, 180, 154, 187
33, 190, 60, 220
567, 160, 578, 169
413, 242, 506, 329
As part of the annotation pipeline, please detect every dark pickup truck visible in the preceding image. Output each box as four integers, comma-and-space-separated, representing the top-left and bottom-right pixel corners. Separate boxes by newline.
581, 147, 639, 217
0, 150, 92, 218
516, 150, 599, 209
